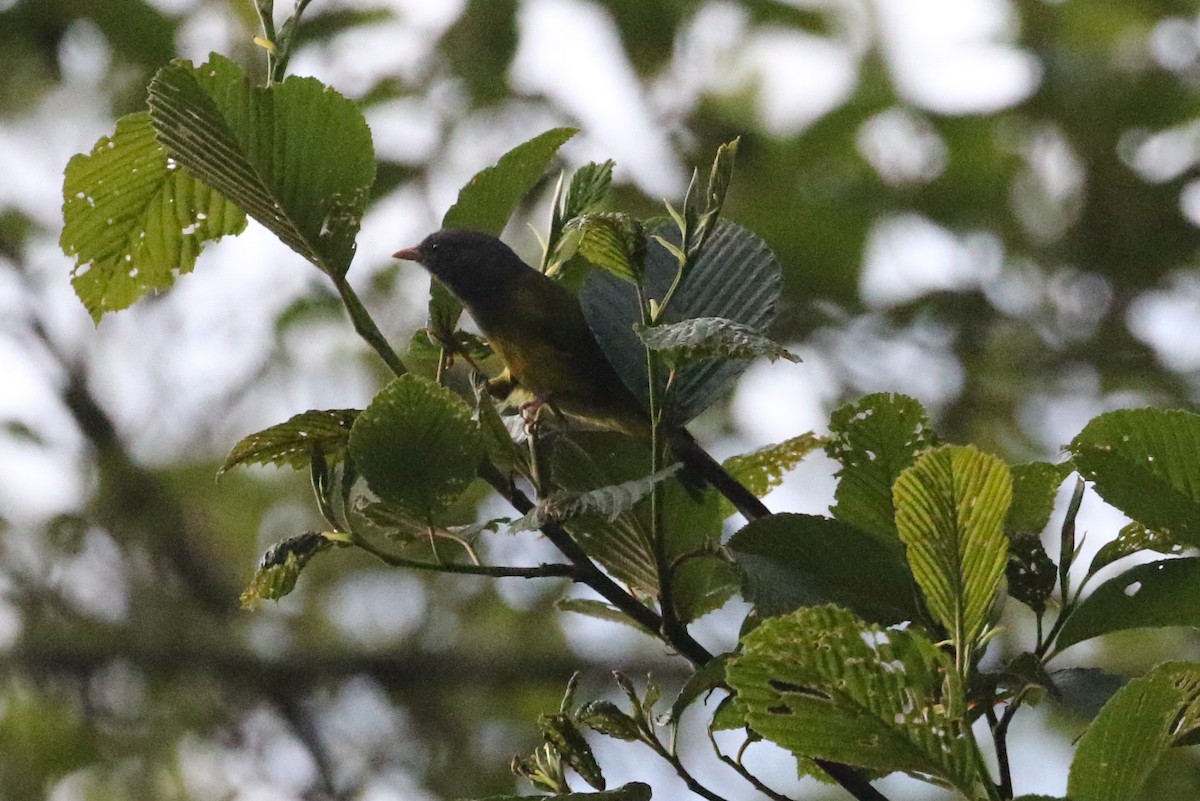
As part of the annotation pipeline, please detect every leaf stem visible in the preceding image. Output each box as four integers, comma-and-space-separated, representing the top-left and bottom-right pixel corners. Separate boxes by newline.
332, 276, 408, 377
349, 529, 575, 579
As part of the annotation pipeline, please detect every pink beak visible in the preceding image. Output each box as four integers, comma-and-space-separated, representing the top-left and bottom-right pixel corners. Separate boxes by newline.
392, 246, 420, 261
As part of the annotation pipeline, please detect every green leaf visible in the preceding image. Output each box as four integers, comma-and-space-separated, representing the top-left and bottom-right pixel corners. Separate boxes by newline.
729, 513, 921, 624
548, 435, 659, 595
348, 374, 483, 519
240, 531, 334, 609
443, 127, 577, 233
672, 554, 739, 623
688, 137, 739, 258
1088, 522, 1193, 577
1056, 558, 1200, 652
827, 393, 938, 541
726, 605, 979, 794
562, 160, 614, 222
427, 127, 577, 338
718, 433, 824, 518
466, 783, 651, 801
555, 599, 652, 634
635, 317, 800, 367
1008, 461, 1071, 535
511, 465, 681, 532
576, 700, 643, 742
220, 409, 359, 475
581, 220, 781, 424
1006, 530, 1057, 614
666, 654, 729, 724
539, 712, 605, 791
1069, 408, 1200, 547
558, 212, 645, 283
61, 112, 246, 321
893, 445, 1012, 664
146, 54, 374, 276
1068, 662, 1200, 801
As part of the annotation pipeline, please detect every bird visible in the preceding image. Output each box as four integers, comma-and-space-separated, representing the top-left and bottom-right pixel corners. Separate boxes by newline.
393, 228, 770, 520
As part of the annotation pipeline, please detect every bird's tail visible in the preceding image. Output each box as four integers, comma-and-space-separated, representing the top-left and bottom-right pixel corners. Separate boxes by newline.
668, 428, 771, 521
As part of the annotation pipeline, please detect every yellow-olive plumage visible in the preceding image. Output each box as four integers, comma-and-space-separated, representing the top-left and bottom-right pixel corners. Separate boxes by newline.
394, 228, 768, 520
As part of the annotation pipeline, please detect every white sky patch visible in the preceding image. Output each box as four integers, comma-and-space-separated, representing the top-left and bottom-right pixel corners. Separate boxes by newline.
1128, 273, 1200, 372
875, 0, 1041, 114
860, 213, 1003, 306
735, 27, 860, 137
511, 0, 684, 197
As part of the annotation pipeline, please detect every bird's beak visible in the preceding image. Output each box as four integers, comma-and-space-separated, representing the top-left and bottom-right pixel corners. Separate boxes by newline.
392, 246, 420, 261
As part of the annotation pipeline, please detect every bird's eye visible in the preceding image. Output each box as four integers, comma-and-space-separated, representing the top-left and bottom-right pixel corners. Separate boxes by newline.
429, 242, 439, 252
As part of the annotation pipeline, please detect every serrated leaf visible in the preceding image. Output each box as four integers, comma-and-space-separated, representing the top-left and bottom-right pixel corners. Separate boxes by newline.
562, 160, 614, 222
722, 433, 824, 508
1069, 408, 1200, 547
559, 212, 645, 282
729, 513, 921, 624
580, 220, 781, 424
726, 605, 979, 794
348, 374, 483, 519
220, 409, 359, 475
146, 54, 373, 276
425, 127, 577, 339
636, 317, 800, 368
1055, 558, 1200, 652
893, 445, 1012, 665
240, 531, 333, 608
827, 393, 938, 541
1068, 662, 1200, 801
61, 112, 247, 321
511, 465, 681, 532
1008, 461, 1071, 535
1088, 522, 1193, 577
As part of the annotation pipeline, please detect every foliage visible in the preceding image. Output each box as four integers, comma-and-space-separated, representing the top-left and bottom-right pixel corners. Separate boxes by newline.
34, 1, 1200, 800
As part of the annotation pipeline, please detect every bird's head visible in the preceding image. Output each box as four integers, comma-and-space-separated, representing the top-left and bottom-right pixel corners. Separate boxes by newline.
392, 229, 529, 304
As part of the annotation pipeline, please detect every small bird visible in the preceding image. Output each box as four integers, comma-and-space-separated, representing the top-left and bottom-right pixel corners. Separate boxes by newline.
393, 228, 769, 520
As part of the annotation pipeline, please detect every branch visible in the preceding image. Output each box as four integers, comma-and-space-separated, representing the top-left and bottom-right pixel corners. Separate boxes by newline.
349, 531, 576, 580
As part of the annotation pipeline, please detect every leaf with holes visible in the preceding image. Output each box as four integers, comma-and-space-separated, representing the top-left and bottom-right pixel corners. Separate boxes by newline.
718, 433, 824, 518
636, 317, 799, 368
826, 393, 938, 541
1088, 522, 1193, 577
1070, 408, 1200, 547
61, 112, 246, 321
1056, 558, 1200, 652
893, 445, 1012, 665
1068, 662, 1200, 801
349, 375, 483, 520
220, 409, 359, 475
726, 605, 980, 795
146, 54, 374, 277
